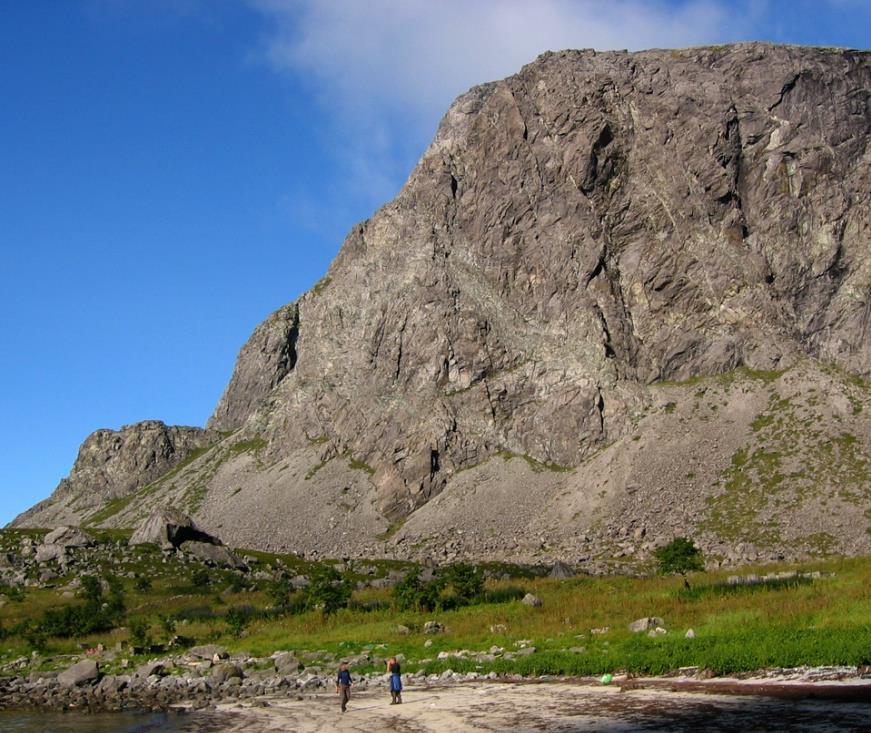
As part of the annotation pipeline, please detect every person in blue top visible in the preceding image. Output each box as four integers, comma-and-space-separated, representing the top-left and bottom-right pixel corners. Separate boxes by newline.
387, 656, 402, 704
336, 661, 352, 712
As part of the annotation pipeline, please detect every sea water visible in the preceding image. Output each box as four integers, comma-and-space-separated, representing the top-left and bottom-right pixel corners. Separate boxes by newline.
0, 710, 182, 733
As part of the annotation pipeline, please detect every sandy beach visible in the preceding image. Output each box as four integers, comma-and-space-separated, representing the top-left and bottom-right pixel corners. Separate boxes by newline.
169, 679, 871, 733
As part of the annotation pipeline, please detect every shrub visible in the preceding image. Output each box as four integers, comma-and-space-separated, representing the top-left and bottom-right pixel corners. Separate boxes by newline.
105, 575, 126, 615
227, 572, 247, 593
128, 618, 151, 648
654, 537, 704, 584
158, 614, 176, 637
225, 605, 255, 637
305, 565, 352, 616
393, 566, 424, 611
38, 603, 117, 638
393, 567, 445, 611
446, 563, 484, 604
78, 575, 103, 604
134, 575, 152, 592
266, 578, 292, 610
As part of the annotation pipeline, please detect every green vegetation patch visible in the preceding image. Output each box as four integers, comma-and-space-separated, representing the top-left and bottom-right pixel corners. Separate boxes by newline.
347, 456, 376, 476
496, 450, 573, 473
701, 383, 870, 547
228, 436, 267, 456
311, 276, 332, 296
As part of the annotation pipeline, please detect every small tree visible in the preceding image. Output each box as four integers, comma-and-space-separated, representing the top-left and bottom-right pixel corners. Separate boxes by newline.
128, 618, 151, 649
78, 576, 103, 604
105, 575, 126, 615
446, 563, 484, 605
305, 565, 352, 617
225, 606, 251, 638
266, 578, 292, 610
655, 537, 704, 587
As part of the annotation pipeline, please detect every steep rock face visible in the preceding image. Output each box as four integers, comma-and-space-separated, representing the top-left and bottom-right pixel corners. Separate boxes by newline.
13, 421, 216, 527
219, 44, 869, 518
207, 303, 300, 433
12, 44, 871, 565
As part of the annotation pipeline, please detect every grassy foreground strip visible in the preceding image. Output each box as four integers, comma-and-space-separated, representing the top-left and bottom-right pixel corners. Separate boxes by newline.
230, 559, 870, 677
1, 540, 869, 679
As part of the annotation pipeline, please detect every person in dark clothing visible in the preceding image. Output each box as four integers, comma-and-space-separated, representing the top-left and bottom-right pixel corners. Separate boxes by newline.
336, 662, 352, 712
387, 656, 402, 704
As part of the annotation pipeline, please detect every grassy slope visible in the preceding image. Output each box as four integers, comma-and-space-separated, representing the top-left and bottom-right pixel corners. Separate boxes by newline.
1, 529, 868, 678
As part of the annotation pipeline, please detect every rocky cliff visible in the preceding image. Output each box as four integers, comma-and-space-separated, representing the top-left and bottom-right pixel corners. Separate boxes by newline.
13, 421, 216, 528
13, 44, 871, 568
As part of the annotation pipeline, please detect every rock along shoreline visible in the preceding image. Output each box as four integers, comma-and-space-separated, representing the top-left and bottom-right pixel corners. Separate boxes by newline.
1, 650, 868, 714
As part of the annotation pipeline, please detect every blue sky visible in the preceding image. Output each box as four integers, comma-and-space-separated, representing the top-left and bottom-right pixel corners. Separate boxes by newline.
1, 0, 869, 526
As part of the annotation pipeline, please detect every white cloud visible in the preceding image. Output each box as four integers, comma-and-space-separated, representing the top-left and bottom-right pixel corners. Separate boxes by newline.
249, 0, 753, 219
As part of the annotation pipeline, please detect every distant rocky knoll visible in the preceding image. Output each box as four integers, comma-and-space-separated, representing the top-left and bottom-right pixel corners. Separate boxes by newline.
12, 44, 870, 568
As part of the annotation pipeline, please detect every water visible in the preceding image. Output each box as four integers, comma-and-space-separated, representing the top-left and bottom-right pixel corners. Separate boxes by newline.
0, 710, 182, 733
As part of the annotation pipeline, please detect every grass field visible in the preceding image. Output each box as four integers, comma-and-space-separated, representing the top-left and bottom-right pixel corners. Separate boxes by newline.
1, 531, 869, 679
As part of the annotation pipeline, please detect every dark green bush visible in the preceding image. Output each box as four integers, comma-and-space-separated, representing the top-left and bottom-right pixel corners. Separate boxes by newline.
37, 603, 116, 638
393, 566, 445, 611
654, 537, 704, 578
305, 565, 352, 616
225, 605, 256, 637
445, 563, 485, 603
266, 578, 292, 609
128, 617, 151, 648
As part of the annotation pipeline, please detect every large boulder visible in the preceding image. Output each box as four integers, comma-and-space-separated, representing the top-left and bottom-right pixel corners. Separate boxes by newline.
57, 659, 99, 687
35, 526, 96, 564
129, 506, 218, 550
35, 544, 64, 564
179, 540, 247, 570
43, 526, 95, 548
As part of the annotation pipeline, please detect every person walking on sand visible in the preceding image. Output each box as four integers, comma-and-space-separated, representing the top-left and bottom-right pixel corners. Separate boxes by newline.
387, 656, 402, 704
336, 661, 352, 713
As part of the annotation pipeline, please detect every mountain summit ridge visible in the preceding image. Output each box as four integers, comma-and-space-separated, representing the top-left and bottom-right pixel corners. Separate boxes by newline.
13, 44, 871, 568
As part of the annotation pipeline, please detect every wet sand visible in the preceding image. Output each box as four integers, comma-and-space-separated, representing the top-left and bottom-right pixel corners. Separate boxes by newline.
172, 679, 871, 733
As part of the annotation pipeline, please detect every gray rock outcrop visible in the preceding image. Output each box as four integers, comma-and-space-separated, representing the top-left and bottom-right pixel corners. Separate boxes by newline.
12, 421, 216, 528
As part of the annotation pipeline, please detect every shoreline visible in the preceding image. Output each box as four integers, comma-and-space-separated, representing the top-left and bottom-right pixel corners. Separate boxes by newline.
173, 678, 871, 732
1, 666, 868, 714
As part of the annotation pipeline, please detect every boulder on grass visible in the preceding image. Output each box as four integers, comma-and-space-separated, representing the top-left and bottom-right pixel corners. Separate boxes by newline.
129, 506, 218, 550
58, 659, 99, 687
43, 526, 95, 549
521, 593, 543, 607
629, 617, 665, 633
180, 540, 247, 570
